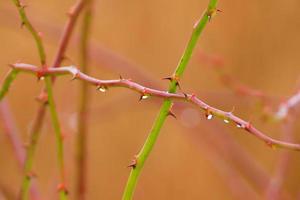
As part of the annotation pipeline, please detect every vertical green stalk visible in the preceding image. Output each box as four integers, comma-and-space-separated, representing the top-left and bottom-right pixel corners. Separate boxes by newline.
44, 77, 67, 200
76, 0, 93, 199
19, 103, 46, 200
122, 1, 218, 199
10, 0, 67, 199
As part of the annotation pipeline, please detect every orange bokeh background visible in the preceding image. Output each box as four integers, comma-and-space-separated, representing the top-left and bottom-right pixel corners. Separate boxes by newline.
0, 0, 300, 199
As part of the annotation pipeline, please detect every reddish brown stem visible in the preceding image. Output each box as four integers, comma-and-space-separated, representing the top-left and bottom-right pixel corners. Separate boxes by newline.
10, 63, 300, 151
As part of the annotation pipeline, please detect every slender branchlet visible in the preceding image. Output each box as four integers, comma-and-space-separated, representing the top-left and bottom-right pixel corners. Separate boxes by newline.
11, 63, 300, 150
9, 0, 68, 199
8, 62, 300, 152
265, 118, 295, 200
76, 0, 93, 199
11, 0, 46, 65
122, 1, 218, 199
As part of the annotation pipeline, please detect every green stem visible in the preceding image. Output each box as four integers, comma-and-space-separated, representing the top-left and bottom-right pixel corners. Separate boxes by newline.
11, 0, 46, 65
76, 0, 93, 199
45, 77, 67, 199
122, 1, 218, 199
0, 69, 18, 101
19, 103, 46, 200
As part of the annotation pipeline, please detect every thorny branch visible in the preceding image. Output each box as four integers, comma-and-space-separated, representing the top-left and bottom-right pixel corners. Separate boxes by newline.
9, 63, 300, 151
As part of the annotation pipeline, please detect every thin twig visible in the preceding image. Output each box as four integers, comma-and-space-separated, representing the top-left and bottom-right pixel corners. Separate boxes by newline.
10, 63, 300, 152
0, 100, 25, 166
76, 0, 93, 199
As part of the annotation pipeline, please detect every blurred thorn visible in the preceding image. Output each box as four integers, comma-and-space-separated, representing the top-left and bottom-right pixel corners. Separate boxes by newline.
20, 21, 25, 28
26, 171, 37, 179
183, 92, 188, 99
162, 77, 172, 81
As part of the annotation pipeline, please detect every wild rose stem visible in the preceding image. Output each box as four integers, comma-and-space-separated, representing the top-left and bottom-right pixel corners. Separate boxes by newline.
19, 102, 46, 200
10, 62, 300, 152
76, 0, 93, 199
121, 1, 218, 199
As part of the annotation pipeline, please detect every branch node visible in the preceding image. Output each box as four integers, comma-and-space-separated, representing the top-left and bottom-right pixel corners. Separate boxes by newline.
245, 122, 252, 132
207, 7, 221, 21
36, 70, 46, 81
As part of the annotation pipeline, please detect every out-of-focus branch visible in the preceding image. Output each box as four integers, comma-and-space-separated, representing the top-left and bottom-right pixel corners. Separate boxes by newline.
76, 0, 93, 199
275, 89, 300, 120
0, 100, 25, 165
10, 62, 300, 152
265, 117, 295, 200
52, 0, 85, 69
198, 50, 268, 101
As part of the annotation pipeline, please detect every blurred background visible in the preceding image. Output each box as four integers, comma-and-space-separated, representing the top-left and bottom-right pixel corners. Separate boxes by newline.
0, 0, 300, 199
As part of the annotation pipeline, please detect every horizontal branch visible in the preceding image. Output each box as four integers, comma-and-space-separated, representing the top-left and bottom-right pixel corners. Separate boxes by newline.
9, 62, 300, 151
